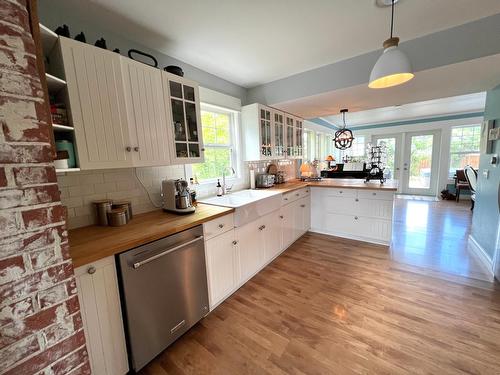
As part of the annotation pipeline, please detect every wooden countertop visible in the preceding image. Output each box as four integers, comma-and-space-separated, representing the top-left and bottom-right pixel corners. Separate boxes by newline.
267, 178, 399, 193
68, 203, 234, 268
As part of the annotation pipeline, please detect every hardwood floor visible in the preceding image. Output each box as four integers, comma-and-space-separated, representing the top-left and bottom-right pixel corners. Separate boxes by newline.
139, 232, 500, 375
392, 197, 491, 281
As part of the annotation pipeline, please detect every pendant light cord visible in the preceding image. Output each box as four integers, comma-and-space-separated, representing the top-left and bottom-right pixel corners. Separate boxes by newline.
390, 0, 395, 38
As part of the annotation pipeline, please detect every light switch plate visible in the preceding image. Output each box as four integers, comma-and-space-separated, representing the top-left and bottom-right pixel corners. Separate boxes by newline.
491, 154, 498, 167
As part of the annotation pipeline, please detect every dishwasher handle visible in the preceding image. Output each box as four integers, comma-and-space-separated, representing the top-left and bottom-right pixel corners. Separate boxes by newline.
132, 235, 204, 269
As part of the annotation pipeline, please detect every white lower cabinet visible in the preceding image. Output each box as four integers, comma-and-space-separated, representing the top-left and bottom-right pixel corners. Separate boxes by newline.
310, 187, 395, 245
236, 219, 265, 284
204, 229, 239, 309
263, 209, 283, 263
75, 256, 129, 375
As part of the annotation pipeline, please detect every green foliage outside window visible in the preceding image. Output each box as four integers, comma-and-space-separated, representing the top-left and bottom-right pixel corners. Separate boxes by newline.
192, 110, 234, 181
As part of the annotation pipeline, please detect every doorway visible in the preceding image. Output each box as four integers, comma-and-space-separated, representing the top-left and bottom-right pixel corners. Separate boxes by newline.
373, 130, 441, 196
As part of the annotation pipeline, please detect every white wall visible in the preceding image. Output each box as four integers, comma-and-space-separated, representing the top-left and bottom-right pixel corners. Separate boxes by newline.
352, 116, 483, 195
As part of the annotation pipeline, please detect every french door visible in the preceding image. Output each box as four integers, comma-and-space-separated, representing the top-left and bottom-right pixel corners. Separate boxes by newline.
372, 130, 441, 196
401, 130, 441, 196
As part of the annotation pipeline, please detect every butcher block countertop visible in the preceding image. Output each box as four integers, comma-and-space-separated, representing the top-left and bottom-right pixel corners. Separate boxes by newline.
68, 203, 234, 268
267, 178, 399, 193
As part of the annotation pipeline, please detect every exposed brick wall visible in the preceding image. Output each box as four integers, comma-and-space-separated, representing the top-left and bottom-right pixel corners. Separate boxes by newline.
0, 1, 89, 374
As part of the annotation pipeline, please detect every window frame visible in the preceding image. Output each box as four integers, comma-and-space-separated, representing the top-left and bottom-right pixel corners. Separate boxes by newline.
191, 103, 240, 184
448, 124, 481, 178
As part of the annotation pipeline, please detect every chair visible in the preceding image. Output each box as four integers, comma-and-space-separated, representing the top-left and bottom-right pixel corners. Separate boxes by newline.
464, 165, 478, 210
455, 169, 470, 202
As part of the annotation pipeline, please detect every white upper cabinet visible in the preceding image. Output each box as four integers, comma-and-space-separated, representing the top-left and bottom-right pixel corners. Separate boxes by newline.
242, 103, 304, 161
121, 58, 171, 167
162, 73, 204, 164
294, 117, 304, 158
60, 37, 133, 169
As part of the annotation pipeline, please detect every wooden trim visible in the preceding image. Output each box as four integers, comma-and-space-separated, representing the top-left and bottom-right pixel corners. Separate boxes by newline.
468, 235, 494, 280
26, 0, 57, 160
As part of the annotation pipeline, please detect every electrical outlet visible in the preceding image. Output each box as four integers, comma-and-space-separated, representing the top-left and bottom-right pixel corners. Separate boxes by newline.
491, 154, 498, 167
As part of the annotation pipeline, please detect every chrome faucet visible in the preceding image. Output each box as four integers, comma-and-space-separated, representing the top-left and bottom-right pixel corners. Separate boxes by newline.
222, 167, 236, 195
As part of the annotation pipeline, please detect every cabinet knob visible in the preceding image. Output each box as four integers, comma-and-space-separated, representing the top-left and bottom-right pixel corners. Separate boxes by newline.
296, 193, 300, 197
258, 225, 266, 231
218, 223, 225, 228
232, 240, 238, 245
134, 146, 140, 152
300, 204, 305, 208
355, 198, 359, 202
339, 191, 343, 194
284, 198, 288, 201
279, 215, 284, 219
201, 148, 205, 152
87, 266, 96, 275
354, 216, 359, 220
125, 146, 132, 152
372, 192, 377, 196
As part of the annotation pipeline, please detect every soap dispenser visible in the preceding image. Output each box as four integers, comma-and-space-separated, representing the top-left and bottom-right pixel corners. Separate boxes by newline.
216, 179, 223, 196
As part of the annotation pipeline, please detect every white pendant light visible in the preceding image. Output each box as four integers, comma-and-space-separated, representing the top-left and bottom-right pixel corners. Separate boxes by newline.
369, 0, 414, 89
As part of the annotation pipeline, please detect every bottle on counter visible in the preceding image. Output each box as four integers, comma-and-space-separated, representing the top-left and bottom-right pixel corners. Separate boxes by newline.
216, 179, 223, 196
189, 177, 197, 203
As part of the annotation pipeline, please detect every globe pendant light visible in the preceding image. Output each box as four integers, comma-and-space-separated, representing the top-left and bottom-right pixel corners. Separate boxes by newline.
369, 0, 414, 89
334, 109, 354, 150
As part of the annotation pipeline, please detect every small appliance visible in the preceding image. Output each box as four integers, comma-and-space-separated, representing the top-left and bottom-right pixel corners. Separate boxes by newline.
255, 173, 275, 188
161, 179, 195, 214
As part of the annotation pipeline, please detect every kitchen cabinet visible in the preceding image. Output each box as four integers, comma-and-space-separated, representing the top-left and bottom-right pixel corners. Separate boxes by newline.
294, 195, 311, 237
162, 73, 204, 164
263, 210, 283, 263
204, 229, 239, 309
121, 58, 171, 166
281, 202, 295, 249
310, 187, 395, 245
242, 103, 304, 161
75, 256, 129, 375
294, 117, 304, 158
60, 37, 132, 170
236, 219, 265, 284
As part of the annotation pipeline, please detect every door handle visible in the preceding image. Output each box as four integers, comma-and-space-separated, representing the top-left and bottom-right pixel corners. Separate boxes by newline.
132, 235, 204, 269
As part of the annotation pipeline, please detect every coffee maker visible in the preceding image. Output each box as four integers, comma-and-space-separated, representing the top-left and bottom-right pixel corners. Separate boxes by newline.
161, 179, 195, 214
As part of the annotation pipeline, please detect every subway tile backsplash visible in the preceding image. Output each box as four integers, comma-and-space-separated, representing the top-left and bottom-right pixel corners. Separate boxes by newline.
58, 160, 298, 229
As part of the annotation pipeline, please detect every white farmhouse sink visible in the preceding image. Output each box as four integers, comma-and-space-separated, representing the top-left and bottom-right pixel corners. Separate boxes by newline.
198, 189, 282, 226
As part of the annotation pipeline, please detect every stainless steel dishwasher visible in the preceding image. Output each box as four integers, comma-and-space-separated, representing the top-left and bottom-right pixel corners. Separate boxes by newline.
117, 225, 209, 372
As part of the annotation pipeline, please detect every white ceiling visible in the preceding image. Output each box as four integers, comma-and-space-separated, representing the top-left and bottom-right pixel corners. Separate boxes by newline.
320, 92, 486, 128
274, 53, 500, 121
54, 0, 500, 87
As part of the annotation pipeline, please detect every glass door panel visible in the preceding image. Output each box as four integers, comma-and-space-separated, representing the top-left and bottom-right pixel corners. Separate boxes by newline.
295, 119, 303, 157
274, 112, 284, 157
286, 117, 294, 156
171, 99, 186, 141
185, 102, 198, 142
372, 134, 402, 182
401, 130, 441, 196
260, 108, 272, 157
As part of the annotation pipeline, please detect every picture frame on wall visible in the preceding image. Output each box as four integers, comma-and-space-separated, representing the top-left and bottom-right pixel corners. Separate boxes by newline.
481, 119, 495, 154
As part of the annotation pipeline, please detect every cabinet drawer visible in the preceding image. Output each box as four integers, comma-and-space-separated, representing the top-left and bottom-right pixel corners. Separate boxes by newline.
322, 188, 357, 198
203, 213, 234, 240
282, 187, 308, 205
358, 190, 395, 201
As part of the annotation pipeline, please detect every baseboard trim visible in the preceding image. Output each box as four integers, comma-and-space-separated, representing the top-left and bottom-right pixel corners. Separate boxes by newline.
468, 235, 495, 281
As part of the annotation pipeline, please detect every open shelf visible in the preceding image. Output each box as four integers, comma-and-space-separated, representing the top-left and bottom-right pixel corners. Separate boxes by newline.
46, 73, 66, 93
52, 123, 74, 132
39, 23, 58, 56
56, 168, 81, 173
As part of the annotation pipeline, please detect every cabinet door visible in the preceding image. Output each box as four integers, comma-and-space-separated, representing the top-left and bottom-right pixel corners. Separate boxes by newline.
281, 203, 295, 249
163, 73, 204, 164
236, 220, 264, 284
272, 110, 285, 158
300, 195, 311, 232
263, 210, 283, 262
75, 256, 128, 375
205, 230, 238, 309
294, 117, 304, 158
293, 199, 304, 240
259, 106, 272, 158
285, 114, 295, 157
121, 58, 171, 166
60, 37, 132, 169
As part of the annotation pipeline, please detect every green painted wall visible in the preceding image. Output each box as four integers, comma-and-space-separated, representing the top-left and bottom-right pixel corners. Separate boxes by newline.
471, 84, 500, 260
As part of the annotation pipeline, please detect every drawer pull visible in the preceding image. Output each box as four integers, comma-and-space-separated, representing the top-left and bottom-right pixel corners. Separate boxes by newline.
258, 225, 266, 231
232, 240, 238, 245
284, 198, 288, 201
296, 193, 300, 197
218, 224, 225, 229
339, 191, 343, 194
372, 192, 377, 196
87, 266, 96, 275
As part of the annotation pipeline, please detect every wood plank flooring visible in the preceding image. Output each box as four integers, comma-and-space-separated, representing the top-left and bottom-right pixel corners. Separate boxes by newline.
139, 232, 500, 375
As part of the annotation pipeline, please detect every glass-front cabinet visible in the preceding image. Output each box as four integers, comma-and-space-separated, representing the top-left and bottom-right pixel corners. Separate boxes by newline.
242, 103, 304, 161
273, 111, 285, 157
163, 73, 204, 164
260, 107, 272, 158
294, 117, 303, 158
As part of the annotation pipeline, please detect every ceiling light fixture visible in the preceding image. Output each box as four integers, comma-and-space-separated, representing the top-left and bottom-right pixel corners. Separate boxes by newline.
334, 109, 354, 150
369, 0, 414, 89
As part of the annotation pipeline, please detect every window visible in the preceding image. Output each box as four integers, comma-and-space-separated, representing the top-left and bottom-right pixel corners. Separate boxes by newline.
342, 135, 365, 160
449, 125, 481, 177
192, 105, 237, 182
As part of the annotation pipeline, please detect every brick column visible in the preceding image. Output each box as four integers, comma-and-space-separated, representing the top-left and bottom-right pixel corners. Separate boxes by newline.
0, 0, 89, 374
